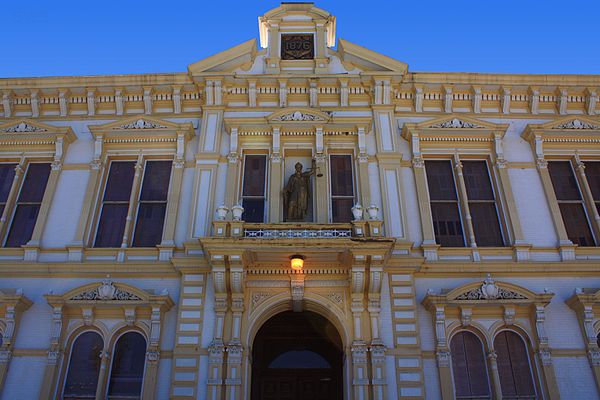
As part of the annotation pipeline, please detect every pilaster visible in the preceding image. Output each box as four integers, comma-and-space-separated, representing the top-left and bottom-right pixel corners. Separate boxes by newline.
169, 272, 208, 399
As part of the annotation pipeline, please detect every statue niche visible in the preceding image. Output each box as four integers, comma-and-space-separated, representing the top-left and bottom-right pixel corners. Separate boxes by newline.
283, 160, 318, 222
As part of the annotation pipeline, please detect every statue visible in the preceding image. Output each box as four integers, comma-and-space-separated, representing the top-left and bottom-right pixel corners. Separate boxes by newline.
283, 160, 317, 221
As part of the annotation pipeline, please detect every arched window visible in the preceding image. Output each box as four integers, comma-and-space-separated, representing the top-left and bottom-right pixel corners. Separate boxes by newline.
107, 332, 147, 399
63, 331, 104, 400
494, 331, 536, 399
450, 331, 491, 399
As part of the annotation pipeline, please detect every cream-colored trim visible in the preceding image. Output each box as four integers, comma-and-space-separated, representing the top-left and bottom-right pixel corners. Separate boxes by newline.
423, 276, 559, 400
0, 289, 32, 396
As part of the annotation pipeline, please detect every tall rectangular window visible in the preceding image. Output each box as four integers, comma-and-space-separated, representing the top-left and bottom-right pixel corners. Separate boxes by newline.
5, 163, 51, 247
95, 160, 173, 248
132, 161, 172, 247
241, 155, 267, 223
548, 161, 595, 246
585, 162, 600, 216
0, 164, 16, 218
462, 160, 504, 246
425, 160, 465, 247
95, 161, 135, 248
330, 155, 354, 223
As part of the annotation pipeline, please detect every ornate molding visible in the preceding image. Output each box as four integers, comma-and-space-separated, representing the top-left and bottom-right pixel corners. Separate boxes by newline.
272, 110, 326, 122
1, 122, 47, 133
69, 276, 143, 301
429, 118, 485, 129
115, 118, 167, 130
553, 119, 600, 130
453, 275, 527, 301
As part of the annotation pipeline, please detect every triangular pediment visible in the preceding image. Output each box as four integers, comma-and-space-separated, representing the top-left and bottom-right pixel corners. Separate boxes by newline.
417, 116, 502, 130
539, 116, 600, 131
336, 39, 408, 73
188, 39, 258, 75
0, 118, 75, 143
266, 108, 331, 123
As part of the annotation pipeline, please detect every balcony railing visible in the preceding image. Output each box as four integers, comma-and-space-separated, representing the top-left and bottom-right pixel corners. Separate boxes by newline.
211, 221, 383, 239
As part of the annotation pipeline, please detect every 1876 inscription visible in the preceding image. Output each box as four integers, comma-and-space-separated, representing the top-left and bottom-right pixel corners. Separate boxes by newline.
281, 34, 314, 60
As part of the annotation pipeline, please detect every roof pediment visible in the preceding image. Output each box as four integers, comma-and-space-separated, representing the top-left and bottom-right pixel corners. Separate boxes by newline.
337, 39, 408, 74
187, 39, 258, 75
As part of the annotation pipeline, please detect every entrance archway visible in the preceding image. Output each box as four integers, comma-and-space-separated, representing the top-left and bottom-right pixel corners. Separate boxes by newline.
251, 310, 343, 400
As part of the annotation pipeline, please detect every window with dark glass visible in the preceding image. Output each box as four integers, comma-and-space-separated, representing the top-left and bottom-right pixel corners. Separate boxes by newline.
450, 331, 491, 400
330, 155, 354, 223
5, 163, 51, 247
63, 331, 104, 400
462, 161, 504, 246
95, 161, 136, 247
95, 160, 172, 248
494, 331, 536, 400
132, 161, 172, 247
0, 164, 16, 219
241, 155, 267, 223
107, 332, 146, 400
425, 160, 465, 247
548, 161, 595, 246
584, 162, 600, 218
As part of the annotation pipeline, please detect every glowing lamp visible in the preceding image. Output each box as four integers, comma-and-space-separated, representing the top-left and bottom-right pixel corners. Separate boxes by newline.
290, 255, 305, 271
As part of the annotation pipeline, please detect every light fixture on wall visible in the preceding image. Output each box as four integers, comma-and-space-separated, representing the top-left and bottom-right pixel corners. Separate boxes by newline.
290, 255, 305, 271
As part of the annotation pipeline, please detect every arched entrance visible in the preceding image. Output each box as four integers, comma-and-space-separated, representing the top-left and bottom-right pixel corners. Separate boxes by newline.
251, 310, 343, 400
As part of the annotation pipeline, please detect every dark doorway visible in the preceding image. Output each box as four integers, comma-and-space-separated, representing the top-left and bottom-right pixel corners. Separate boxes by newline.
251, 311, 344, 400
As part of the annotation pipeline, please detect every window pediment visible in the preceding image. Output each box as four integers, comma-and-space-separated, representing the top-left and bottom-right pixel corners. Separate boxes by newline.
89, 115, 193, 141
523, 116, 600, 150
0, 118, 75, 147
402, 116, 508, 143
45, 277, 174, 310
267, 108, 331, 123
423, 275, 553, 308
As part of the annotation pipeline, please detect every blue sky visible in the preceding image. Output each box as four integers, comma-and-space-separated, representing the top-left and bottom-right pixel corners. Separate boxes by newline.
3, 0, 599, 78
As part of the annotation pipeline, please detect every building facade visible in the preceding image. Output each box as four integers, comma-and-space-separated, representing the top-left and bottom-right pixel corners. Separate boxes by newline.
1, 3, 600, 399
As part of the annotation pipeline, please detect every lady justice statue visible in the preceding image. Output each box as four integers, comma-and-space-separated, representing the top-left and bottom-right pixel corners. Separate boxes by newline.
283, 160, 318, 221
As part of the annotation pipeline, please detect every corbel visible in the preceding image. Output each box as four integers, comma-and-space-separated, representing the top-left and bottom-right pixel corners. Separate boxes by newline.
315, 125, 324, 155
443, 85, 453, 113
533, 304, 549, 347
309, 79, 318, 107
501, 86, 511, 114
532, 132, 547, 169
350, 254, 367, 340
123, 307, 136, 325
413, 84, 424, 113
585, 88, 598, 115
81, 306, 94, 326
204, 80, 214, 106
213, 79, 223, 106
494, 131, 507, 168
373, 78, 383, 105
175, 131, 186, 168
228, 126, 239, 164
248, 79, 257, 108
143, 86, 153, 115
171, 85, 182, 114
460, 306, 472, 326
529, 86, 540, 114
472, 85, 482, 113
91, 134, 104, 169
211, 254, 228, 313
339, 78, 349, 107
58, 89, 69, 117
557, 87, 568, 115
356, 125, 367, 162
1, 91, 12, 118
86, 88, 96, 116
382, 79, 391, 105
149, 305, 162, 349
272, 125, 281, 161
278, 79, 287, 108
503, 305, 516, 325
114, 87, 124, 116
434, 305, 447, 350
30, 89, 40, 118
